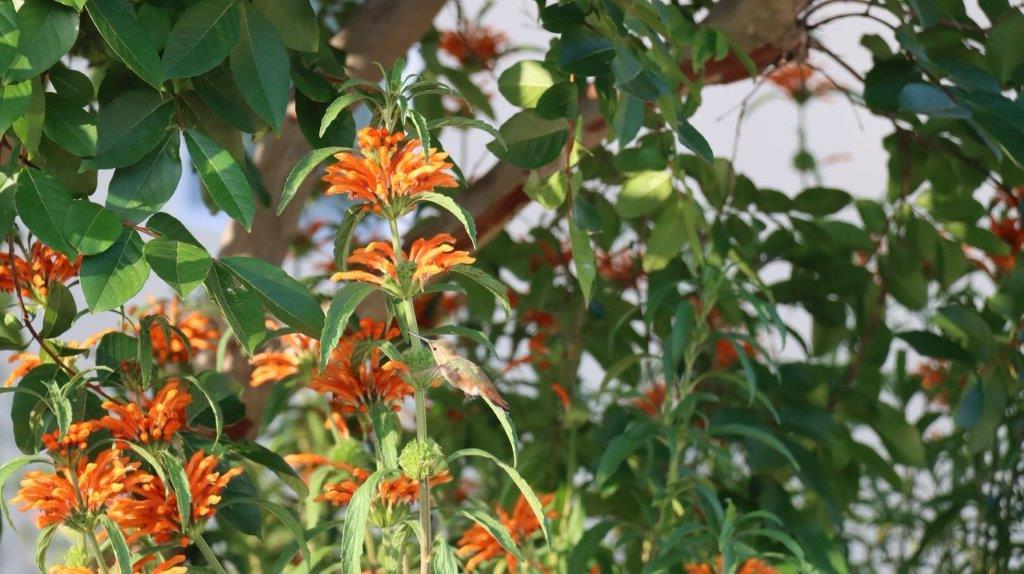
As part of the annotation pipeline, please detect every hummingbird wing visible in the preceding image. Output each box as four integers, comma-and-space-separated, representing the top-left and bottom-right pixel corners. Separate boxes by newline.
439, 359, 510, 412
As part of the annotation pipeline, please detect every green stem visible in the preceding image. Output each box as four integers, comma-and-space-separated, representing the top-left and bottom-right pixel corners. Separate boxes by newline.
194, 534, 230, 574
388, 217, 432, 574
85, 530, 110, 574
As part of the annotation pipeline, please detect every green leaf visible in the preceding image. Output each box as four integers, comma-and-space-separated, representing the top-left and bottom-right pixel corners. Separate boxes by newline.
184, 129, 255, 231
221, 439, 307, 498
39, 282, 75, 338
418, 191, 477, 248
320, 93, 367, 137
49, 64, 93, 106
708, 423, 801, 470
252, 0, 318, 52
106, 135, 182, 223
873, 404, 926, 467
559, 26, 614, 76
144, 238, 212, 298
569, 220, 596, 303
523, 170, 567, 210
1, 455, 49, 530
86, 0, 164, 89
596, 420, 656, 485
162, 0, 241, 78
567, 520, 615, 574
644, 195, 687, 272
461, 509, 525, 562
616, 170, 672, 218
319, 282, 377, 370
14, 168, 74, 255
895, 330, 972, 362
449, 265, 510, 315
231, 3, 290, 130
192, 65, 264, 133
80, 229, 149, 311
221, 256, 325, 338
483, 395, 520, 468
677, 119, 713, 163
936, 304, 995, 361
432, 534, 460, 574
99, 515, 132, 574
146, 212, 201, 246
498, 60, 556, 108
447, 448, 550, 544
12, 77, 44, 155
792, 187, 852, 216
898, 83, 968, 118
0, 80, 33, 136
340, 469, 394, 574
333, 206, 365, 269
6, 0, 79, 82
279, 146, 345, 215
987, 12, 1024, 84
486, 110, 567, 169
204, 261, 267, 355
0, 2, 18, 76
92, 90, 174, 169
41, 94, 97, 157
35, 524, 57, 573
224, 496, 311, 569
428, 116, 504, 147
63, 200, 121, 255
612, 47, 666, 102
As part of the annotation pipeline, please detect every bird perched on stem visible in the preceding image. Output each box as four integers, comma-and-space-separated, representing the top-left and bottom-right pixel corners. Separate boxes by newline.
413, 334, 510, 412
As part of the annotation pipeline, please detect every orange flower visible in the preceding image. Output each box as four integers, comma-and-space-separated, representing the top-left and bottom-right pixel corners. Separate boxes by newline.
331, 233, 474, 290
551, 383, 570, 410
318, 465, 452, 508
310, 320, 412, 415
322, 126, 458, 216
98, 381, 193, 444
686, 556, 778, 574
139, 299, 221, 364
990, 215, 1023, 272
457, 493, 557, 572
439, 26, 508, 69
634, 382, 666, 417
12, 448, 137, 529
767, 62, 835, 101
42, 420, 99, 458
109, 450, 241, 545
4, 351, 41, 387
596, 247, 641, 286
249, 328, 318, 387
0, 241, 81, 300
133, 554, 187, 574
714, 338, 755, 369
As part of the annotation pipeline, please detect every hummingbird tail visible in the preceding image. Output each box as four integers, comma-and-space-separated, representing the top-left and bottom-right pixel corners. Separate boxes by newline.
485, 389, 510, 412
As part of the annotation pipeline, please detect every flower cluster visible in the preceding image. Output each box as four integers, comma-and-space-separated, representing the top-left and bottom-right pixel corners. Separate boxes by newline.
767, 61, 835, 103
439, 25, 508, 70
456, 493, 557, 572
323, 127, 458, 217
332, 233, 474, 295
136, 298, 221, 365
249, 323, 318, 387
98, 380, 193, 444
0, 240, 81, 301
317, 464, 452, 509
685, 556, 778, 574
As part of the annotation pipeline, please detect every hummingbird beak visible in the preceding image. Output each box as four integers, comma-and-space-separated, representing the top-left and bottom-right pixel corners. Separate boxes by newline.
409, 332, 430, 343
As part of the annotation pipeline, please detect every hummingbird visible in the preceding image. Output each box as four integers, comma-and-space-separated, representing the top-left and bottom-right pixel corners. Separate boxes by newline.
413, 334, 510, 412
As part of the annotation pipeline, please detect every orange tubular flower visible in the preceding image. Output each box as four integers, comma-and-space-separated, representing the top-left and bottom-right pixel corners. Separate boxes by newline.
310, 320, 412, 416
249, 328, 318, 387
322, 126, 458, 216
317, 465, 451, 508
139, 299, 221, 364
439, 25, 508, 69
4, 351, 41, 387
686, 556, 778, 574
0, 241, 81, 300
12, 448, 137, 529
42, 421, 99, 458
332, 234, 474, 292
133, 555, 188, 574
457, 493, 557, 572
98, 381, 193, 444
633, 382, 666, 417
109, 450, 241, 545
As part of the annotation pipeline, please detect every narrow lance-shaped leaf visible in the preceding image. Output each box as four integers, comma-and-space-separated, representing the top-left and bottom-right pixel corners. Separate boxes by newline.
483, 395, 520, 468
320, 283, 377, 370
460, 509, 525, 562
279, 146, 347, 216
418, 191, 477, 247
320, 93, 366, 137
340, 469, 394, 574
449, 265, 510, 315
99, 515, 132, 574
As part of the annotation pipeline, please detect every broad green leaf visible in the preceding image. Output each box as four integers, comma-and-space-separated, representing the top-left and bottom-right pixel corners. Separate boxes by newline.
987, 12, 1024, 84
449, 265, 510, 315
498, 60, 556, 108
486, 110, 567, 169
12, 77, 44, 155
6, 0, 79, 82
427, 116, 504, 146
204, 261, 266, 355
523, 170, 567, 210
612, 46, 666, 102
536, 81, 578, 120
162, 0, 241, 78
616, 170, 672, 218
319, 282, 377, 370
184, 129, 255, 230
483, 395, 519, 468
448, 448, 551, 544
708, 423, 801, 470
231, 3, 290, 130
0, 2, 18, 76
418, 191, 477, 247
643, 195, 687, 272
224, 496, 311, 569
320, 93, 367, 137
144, 238, 212, 298
460, 509, 525, 562
146, 212, 201, 246
279, 146, 345, 215
106, 135, 182, 223
0, 80, 32, 136
252, 0, 318, 52
193, 65, 264, 133
80, 229, 149, 311
559, 26, 614, 76
11, 364, 68, 453
40, 282, 75, 338
92, 89, 174, 169
221, 256, 325, 338
86, 0, 164, 89
99, 515, 132, 574
49, 64, 94, 106
613, 93, 643, 145
677, 118, 713, 163
63, 200, 122, 255
895, 330, 972, 362
596, 420, 656, 485
15, 168, 74, 255
340, 469, 393, 574
873, 404, 926, 467
792, 186, 852, 216
898, 83, 968, 118
296, 91, 356, 148
569, 220, 596, 303
41, 94, 97, 157
432, 534, 460, 574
